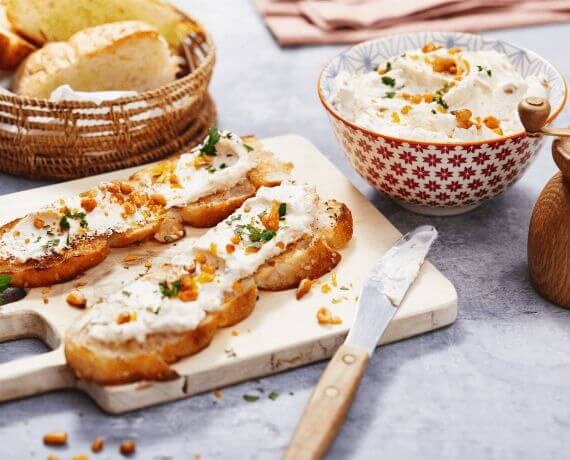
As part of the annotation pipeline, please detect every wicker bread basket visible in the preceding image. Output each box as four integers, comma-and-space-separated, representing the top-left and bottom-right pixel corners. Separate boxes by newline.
0, 11, 216, 180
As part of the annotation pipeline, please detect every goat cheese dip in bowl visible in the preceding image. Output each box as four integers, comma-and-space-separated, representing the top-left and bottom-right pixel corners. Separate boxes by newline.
318, 32, 567, 215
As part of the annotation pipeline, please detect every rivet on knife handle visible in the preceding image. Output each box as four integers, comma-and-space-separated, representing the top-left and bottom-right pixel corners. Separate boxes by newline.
284, 344, 369, 460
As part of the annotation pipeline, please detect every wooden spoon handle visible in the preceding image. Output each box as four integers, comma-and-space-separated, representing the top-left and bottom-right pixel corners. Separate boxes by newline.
284, 343, 369, 460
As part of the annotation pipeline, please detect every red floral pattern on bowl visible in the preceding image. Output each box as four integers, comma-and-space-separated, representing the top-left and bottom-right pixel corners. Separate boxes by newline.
318, 32, 567, 216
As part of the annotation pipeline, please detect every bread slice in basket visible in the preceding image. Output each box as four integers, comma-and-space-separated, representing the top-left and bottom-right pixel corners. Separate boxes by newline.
0, 4, 35, 70
6, 0, 194, 48
12, 21, 180, 98
0, 130, 293, 288
65, 182, 353, 384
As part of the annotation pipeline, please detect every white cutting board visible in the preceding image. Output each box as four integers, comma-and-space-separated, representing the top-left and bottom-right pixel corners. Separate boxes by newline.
0, 135, 457, 414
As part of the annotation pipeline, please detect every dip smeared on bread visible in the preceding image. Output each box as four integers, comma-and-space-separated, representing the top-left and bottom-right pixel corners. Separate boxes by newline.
0, 129, 293, 287
0, 131, 254, 263
64, 183, 353, 384
331, 43, 550, 142
83, 183, 318, 343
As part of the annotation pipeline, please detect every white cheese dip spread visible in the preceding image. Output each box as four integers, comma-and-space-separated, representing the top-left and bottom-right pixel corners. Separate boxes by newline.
331, 43, 550, 142
83, 182, 319, 343
0, 130, 257, 263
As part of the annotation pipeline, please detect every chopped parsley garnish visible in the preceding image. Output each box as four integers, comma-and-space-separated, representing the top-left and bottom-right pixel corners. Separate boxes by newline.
44, 239, 60, 250
477, 65, 492, 77
372, 65, 379, 72
386, 61, 392, 72
235, 225, 276, 243
268, 391, 279, 400
220, 163, 227, 169
206, 166, 216, 174
146, 305, 161, 315
243, 394, 259, 402
200, 126, 220, 156
60, 212, 88, 231
381, 76, 396, 87
243, 143, 254, 152
0, 275, 10, 292
278, 203, 287, 220
122, 291, 131, 297
383, 91, 396, 99
434, 96, 449, 110
225, 214, 242, 226
159, 280, 181, 298
431, 109, 437, 115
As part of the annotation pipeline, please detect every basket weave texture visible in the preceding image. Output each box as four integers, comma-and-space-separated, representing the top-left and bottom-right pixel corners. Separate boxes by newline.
0, 12, 216, 180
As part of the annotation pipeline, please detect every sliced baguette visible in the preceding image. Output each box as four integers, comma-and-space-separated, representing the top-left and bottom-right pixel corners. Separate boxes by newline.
6, 0, 193, 48
0, 217, 110, 288
64, 189, 354, 385
0, 137, 292, 288
65, 279, 258, 384
0, 4, 35, 70
254, 200, 353, 290
12, 21, 179, 98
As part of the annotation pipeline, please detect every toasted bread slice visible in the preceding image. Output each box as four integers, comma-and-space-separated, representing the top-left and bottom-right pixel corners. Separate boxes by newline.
0, 4, 35, 70
0, 133, 292, 288
65, 279, 257, 384
64, 184, 354, 385
179, 152, 292, 227
6, 0, 193, 48
12, 21, 179, 98
254, 200, 353, 290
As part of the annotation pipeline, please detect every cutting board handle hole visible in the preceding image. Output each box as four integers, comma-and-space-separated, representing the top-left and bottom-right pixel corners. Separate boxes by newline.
0, 311, 60, 349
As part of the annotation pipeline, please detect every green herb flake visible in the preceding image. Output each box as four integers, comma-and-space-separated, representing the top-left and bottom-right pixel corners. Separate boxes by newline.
477, 65, 483, 72
386, 61, 392, 72
381, 76, 396, 87
243, 143, 254, 152
159, 280, 181, 298
431, 110, 437, 115
268, 392, 279, 401
235, 225, 277, 243
59, 216, 70, 231
60, 212, 88, 231
434, 96, 449, 110
200, 127, 221, 156
122, 291, 131, 297
278, 203, 287, 219
220, 163, 227, 169
384, 92, 396, 99
243, 394, 259, 402
0, 275, 10, 293
487, 69, 492, 77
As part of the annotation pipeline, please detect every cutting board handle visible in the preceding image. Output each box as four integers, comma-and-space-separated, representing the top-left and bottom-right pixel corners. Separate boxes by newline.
0, 346, 72, 401
0, 310, 73, 401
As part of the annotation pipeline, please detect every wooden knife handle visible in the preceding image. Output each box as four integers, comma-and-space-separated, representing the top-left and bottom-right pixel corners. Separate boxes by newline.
284, 343, 370, 460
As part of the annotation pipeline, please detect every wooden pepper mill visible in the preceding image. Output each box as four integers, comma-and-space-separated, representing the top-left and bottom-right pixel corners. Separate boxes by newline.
519, 97, 570, 308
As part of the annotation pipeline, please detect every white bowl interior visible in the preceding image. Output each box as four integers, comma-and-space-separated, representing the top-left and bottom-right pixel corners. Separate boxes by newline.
320, 31, 566, 121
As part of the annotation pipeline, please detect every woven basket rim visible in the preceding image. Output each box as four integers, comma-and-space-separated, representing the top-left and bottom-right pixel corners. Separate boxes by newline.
0, 9, 215, 109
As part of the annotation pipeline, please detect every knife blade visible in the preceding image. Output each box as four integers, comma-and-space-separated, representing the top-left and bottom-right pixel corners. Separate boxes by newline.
285, 225, 438, 460
346, 224, 438, 355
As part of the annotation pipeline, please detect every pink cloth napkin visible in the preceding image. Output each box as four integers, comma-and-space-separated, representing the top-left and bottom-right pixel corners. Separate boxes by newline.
255, 0, 570, 46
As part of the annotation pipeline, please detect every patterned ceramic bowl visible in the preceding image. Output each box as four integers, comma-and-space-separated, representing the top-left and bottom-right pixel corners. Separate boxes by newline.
318, 32, 567, 215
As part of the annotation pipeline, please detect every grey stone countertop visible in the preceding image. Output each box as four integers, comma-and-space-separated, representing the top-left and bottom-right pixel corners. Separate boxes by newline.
2, 1, 570, 459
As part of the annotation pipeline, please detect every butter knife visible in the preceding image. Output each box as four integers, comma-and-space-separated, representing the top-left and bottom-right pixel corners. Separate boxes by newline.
285, 225, 438, 460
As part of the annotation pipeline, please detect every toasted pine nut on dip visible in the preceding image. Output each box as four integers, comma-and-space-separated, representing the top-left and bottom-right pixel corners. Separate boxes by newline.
331, 44, 550, 142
